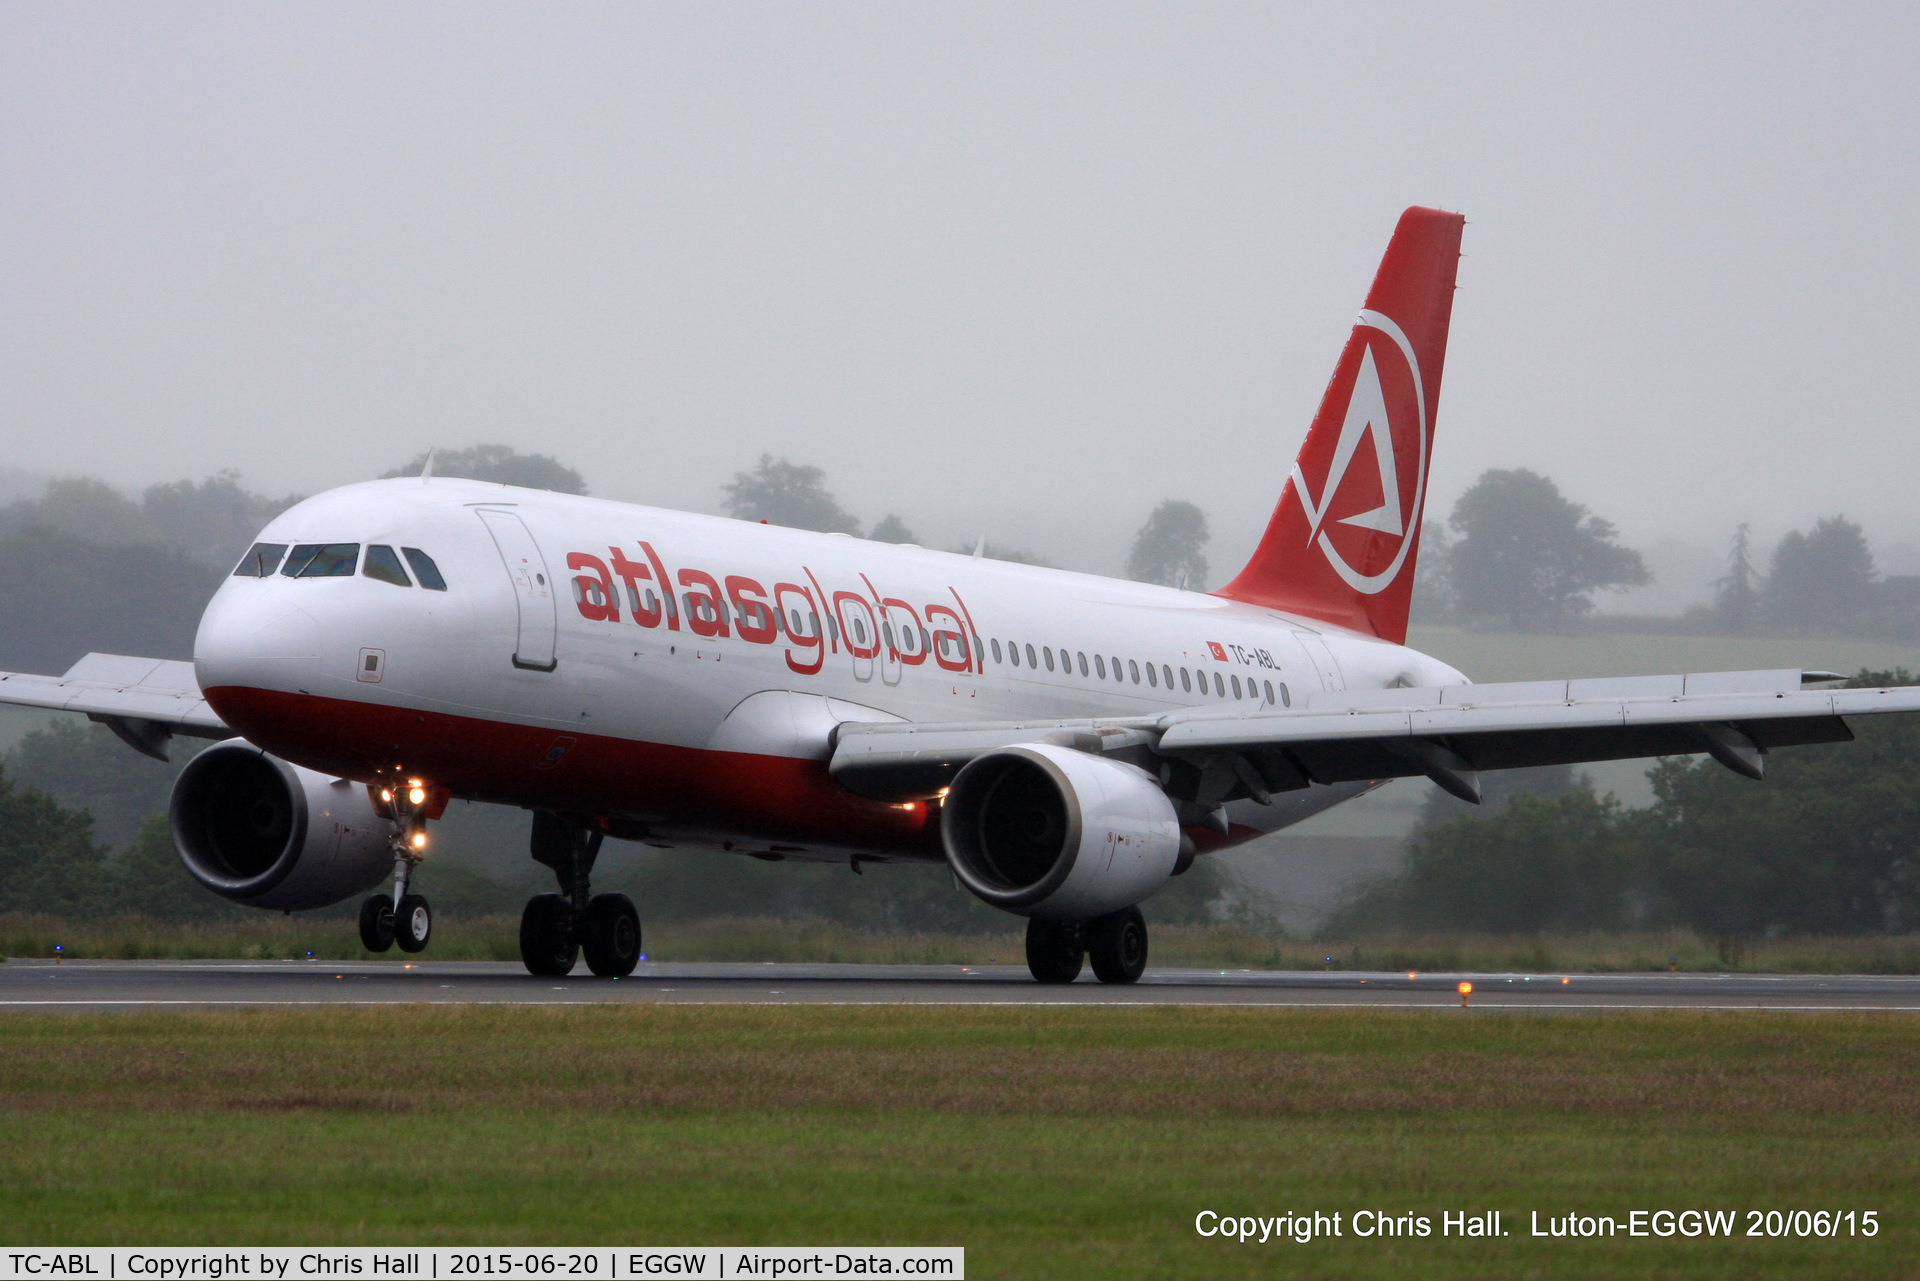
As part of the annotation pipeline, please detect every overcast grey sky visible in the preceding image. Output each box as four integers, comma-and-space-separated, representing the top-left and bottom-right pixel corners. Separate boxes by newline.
3, 3, 1916, 585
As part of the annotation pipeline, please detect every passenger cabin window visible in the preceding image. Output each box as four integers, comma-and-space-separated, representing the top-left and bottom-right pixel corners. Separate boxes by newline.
1180, 668, 1191, 693
1095, 655, 1106, 679
1213, 673, 1225, 696
282, 543, 359, 578
1025, 643, 1038, 668
233, 542, 287, 577
401, 548, 448, 591
1264, 680, 1276, 705
1146, 663, 1157, 688
1231, 674, 1243, 698
1077, 652, 1088, 677
1162, 664, 1173, 689
363, 545, 412, 587
991, 639, 1003, 664
1111, 656, 1122, 680
1009, 643, 1020, 667
1128, 659, 1140, 684
1044, 647, 1055, 672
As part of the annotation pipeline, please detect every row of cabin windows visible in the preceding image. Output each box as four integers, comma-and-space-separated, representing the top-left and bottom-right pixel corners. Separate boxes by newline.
233, 542, 448, 591
987, 637, 1289, 707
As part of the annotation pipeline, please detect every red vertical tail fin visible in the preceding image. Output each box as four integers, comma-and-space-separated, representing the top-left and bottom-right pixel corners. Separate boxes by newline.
1214, 207, 1464, 644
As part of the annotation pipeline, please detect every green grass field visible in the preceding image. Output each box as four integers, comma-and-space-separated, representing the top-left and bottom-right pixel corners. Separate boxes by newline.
1, 1005, 1915, 1279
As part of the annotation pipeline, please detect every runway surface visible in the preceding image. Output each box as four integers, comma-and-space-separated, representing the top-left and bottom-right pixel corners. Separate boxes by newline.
4, 959, 1920, 1011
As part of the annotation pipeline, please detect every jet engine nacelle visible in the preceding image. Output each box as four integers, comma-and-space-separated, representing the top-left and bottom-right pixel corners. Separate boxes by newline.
169, 739, 393, 911
941, 742, 1182, 919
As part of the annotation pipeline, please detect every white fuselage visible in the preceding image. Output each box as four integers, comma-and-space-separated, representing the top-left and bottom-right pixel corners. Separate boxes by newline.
195, 478, 1467, 860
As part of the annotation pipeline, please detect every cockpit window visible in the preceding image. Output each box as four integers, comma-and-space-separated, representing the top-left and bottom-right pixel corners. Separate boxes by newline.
281, 543, 360, 578
402, 547, 448, 591
363, 545, 412, 587
232, 542, 287, 577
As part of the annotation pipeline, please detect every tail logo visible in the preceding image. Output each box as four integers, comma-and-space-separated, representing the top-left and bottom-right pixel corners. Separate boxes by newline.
1288, 308, 1429, 596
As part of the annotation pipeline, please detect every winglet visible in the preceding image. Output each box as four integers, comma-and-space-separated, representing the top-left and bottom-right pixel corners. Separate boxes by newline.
1214, 207, 1465, 643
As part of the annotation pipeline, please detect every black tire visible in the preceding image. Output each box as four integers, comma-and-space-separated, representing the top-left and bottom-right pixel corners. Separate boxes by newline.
1025, 917, 1084, 984
1086, 906, 1148, 985
581, 893, 642, 978
394, 894, 432, 954
358, 895, 395, 953
519, 893, 578, 977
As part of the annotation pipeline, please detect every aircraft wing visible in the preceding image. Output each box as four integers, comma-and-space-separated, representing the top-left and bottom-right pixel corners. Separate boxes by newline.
829, 668, 1920, 804
0, 652, 229, 761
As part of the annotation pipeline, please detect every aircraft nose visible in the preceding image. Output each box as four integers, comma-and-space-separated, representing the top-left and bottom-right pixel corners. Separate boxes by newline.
194, 584, 321, 698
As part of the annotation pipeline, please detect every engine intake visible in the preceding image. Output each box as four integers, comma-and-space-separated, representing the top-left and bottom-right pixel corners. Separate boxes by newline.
942, 743, 1182, 919
170, 739, 393, 911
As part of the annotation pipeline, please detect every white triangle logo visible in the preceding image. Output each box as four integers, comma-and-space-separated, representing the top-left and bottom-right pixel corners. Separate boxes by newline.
1297, 343, 1402, 543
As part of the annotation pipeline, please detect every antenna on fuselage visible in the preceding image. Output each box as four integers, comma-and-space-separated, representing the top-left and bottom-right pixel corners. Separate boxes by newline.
420, 447, 436, 481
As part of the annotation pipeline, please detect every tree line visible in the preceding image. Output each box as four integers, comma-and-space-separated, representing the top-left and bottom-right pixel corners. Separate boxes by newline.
1326, 672, 1920, 939
1414, 467, 1920, 640
718, 453, 1212, 587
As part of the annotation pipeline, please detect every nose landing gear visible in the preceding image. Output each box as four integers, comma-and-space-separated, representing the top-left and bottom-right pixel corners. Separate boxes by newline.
358, 778, 436, 955
519, 811, 642, 978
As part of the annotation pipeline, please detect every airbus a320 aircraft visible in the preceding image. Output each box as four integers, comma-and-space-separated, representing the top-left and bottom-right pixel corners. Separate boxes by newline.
6, 207, 1917, 984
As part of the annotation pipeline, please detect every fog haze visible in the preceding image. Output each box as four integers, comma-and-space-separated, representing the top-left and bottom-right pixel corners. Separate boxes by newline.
4, 4, 1916, 583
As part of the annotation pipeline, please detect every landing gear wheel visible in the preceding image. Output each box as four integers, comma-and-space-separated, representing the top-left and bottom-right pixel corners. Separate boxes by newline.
519, 893, 578, 977
394, 894, 432, 954
358, 895, 395, 953
1086, 906, 1148, 985
581, 893, 642, 978
1025, 918, 1085, 984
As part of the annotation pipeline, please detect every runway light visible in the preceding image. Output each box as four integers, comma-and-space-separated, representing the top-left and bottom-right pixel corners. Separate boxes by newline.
1458, 981, 1473, 1008
410, 831, 428, 849
1408, 971, 1417, 979
1562, 977, 1570, 985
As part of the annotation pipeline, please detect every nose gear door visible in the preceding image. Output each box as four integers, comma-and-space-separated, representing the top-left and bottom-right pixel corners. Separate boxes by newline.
477, 509, 558, 671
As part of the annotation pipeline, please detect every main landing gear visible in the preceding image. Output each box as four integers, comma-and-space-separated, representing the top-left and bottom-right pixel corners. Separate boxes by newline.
359, 778, 435, 955
1025, 906, 1149, 986
519, 810, 642, 978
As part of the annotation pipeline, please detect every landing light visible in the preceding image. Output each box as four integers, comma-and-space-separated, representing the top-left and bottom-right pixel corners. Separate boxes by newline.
380, 789, 393, 804
408, 786, 428, 806
410, 831, 428, 850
